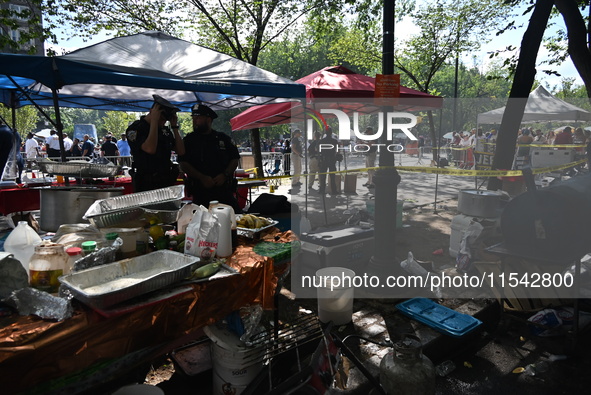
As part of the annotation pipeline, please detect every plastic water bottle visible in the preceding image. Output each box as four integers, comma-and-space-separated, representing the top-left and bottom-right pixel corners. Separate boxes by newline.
3, 221, 42, 279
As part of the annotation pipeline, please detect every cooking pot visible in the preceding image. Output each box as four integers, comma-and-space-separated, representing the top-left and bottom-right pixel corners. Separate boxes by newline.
38, 187, 124, 232
457, 189, 508, 218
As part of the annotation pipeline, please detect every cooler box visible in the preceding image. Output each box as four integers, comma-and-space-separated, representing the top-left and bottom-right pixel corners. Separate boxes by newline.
296, 225, 374, 275
530, 148, 575, 168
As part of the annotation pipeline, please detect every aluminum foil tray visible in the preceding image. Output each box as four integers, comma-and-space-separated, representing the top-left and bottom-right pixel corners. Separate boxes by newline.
59, 250, 199, 309
84, 185, 184, 228
236, 214, 278, 238
92, 185, 184, 212
38, 160, 121, 178
85, 201, 181, 228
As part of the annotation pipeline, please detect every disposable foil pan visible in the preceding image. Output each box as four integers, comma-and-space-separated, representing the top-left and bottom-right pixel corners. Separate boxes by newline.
86, 201, 181, 228
236, 214, 278, 238
84, 185, 184, 228
38, 161, 121, 178
92, 185, 185, 212
59, 250, 199, 309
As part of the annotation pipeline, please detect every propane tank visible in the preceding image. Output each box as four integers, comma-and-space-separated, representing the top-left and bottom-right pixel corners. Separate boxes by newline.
379, 334, 435, 395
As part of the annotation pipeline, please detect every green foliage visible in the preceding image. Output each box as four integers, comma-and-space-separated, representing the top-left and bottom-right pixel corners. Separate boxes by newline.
395, 0, 512, 92
551, 77, 591, 111
327, 0, 512, 94
51, 0, 181, 41
0, 105, 39, 137
327, 21, 382, 76
100, 111, 136, 139
258, 23, 350, 79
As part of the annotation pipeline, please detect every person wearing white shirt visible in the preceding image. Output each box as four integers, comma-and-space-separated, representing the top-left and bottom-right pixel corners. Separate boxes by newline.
25, 133, 39, 159
63, 133, 73, 151
45, 130, 61, 158
459, 134, 471, 147
468, 128, 476, 147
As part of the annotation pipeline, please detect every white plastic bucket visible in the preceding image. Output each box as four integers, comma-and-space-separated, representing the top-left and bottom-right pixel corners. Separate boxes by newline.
204, 325, 264, 395
316, 267, 355, 325
100, 227, 147, 258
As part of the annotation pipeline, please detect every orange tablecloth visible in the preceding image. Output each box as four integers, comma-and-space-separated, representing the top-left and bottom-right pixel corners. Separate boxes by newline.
0, 232, 292, 394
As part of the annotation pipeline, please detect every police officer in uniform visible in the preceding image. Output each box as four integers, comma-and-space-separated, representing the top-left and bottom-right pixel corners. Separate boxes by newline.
318, 126, 339, 195
180, 104, 241, 212
126, 95, 185, 192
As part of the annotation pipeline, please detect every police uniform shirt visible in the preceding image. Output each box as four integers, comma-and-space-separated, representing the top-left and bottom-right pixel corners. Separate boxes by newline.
126, 117, 176, 174
101, 140, 118, 157
181, 130, 240, 178
319, 135, 339, 162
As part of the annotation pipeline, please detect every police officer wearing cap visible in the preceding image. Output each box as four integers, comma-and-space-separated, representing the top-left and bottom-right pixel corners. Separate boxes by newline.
180, 104, 241, 212
126, 95, 185, 192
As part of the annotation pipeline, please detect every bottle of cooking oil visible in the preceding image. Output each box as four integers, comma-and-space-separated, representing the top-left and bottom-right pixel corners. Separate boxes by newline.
29, 242, 68, 294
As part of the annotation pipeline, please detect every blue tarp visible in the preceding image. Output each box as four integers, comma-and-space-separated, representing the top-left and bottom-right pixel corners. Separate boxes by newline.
0, 31, 305, 112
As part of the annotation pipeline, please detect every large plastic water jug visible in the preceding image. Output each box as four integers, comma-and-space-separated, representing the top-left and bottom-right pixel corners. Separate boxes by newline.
3, 221, 42, 279
209, 201, 237, 248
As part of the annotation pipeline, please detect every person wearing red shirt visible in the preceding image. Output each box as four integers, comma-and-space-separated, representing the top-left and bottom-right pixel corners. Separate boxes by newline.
554, 127, 573, 145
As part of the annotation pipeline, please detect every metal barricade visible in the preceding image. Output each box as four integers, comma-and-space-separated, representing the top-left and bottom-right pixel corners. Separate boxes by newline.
262, 152, 284, 186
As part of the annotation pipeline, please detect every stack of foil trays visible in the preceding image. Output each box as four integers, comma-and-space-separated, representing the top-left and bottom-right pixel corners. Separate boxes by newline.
84, 185, 185, 228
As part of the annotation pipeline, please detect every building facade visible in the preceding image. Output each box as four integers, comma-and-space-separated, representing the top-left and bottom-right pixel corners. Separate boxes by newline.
0, 0, 44, 55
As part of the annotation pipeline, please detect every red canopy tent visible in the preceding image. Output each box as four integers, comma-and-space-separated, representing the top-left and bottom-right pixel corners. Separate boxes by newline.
230, 65, 442, 131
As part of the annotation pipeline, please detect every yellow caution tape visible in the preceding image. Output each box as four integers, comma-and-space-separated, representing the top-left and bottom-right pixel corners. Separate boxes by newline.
240, 159, 587, 182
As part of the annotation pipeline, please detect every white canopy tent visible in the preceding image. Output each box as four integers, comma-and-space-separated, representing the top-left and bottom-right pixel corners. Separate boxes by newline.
477, 85, 591, 124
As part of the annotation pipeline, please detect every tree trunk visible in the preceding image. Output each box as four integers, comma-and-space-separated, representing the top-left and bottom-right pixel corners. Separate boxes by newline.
487, 0, 554, 190
554, 0, 591, 99
251, 128, 264, 177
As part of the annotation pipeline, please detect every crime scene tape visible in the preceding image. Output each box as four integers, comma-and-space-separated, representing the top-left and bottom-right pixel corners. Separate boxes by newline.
241, 159, 588, 182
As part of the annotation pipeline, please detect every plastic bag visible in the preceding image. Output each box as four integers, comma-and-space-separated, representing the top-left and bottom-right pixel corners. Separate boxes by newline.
239, 304, 264, 344
184, 205, 220, 260
455, 221, 484, 273
177, 203, 200, 234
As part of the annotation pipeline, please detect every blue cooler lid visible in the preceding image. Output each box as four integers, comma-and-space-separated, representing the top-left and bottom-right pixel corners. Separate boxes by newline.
396, 298, 482, 338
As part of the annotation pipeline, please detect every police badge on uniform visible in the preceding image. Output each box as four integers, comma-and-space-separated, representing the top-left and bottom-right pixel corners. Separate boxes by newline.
127, 130, 138, 142
219, 140, 226, 150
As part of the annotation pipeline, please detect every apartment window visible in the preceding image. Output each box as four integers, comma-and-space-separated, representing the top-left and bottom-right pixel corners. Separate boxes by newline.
10, 29, 19, 41
9, 4, 30, 21
9, 29, 35, 48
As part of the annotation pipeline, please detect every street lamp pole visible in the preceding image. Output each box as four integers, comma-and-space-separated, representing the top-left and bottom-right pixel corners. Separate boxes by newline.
366, 0, 402, 289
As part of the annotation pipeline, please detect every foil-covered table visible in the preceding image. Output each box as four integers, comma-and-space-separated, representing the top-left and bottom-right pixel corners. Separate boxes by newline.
0, 230, 294, 394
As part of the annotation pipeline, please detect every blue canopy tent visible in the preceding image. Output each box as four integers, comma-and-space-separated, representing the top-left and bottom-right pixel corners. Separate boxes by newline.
0, 31, 304, 113
0, 31, 304, 178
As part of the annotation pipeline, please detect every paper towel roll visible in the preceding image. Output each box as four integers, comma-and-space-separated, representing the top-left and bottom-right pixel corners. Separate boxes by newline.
214, 206, 233, 257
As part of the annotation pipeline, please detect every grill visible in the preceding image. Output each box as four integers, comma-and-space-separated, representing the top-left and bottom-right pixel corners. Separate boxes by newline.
242, 314, 340, 395
38, 160, 121, 178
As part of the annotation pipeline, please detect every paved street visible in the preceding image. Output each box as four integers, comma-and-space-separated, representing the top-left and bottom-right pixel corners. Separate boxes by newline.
245, 151, 478, 230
